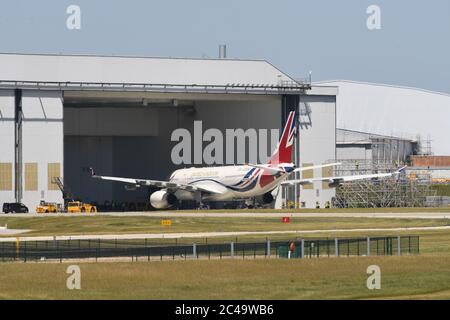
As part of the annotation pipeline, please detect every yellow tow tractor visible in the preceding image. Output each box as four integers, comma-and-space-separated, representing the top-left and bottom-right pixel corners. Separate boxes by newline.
67, 201, 97, 213
36, 201, 59, 213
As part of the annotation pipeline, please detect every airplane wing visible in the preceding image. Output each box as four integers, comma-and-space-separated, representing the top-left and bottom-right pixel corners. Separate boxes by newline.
246, 162, 341, 175
293, 162, 342, 173
246, 164, 282, 175
90, 168, 223, 194
282, 166, 407, 186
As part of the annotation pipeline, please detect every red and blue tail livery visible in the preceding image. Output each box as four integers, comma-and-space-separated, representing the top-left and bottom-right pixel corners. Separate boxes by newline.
268, 111, 297, 165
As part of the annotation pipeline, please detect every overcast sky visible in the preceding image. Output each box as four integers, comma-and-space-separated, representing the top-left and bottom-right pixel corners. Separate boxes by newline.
1, 0, 449, 93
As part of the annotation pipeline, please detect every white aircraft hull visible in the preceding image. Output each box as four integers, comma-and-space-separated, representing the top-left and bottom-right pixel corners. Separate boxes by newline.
171, 165, 287, 201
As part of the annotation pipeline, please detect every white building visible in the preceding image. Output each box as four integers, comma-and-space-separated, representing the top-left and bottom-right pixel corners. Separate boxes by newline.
0, 53, 337, 210
3, 55, 447, 211
318, 80, 450, 156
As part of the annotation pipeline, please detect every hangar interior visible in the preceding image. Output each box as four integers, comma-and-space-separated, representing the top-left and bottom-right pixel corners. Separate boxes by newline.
0, 53, 338, 210
63, 92, 284, 207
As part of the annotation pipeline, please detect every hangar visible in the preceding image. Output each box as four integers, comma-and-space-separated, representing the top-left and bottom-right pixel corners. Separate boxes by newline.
319, 80, 450, 156
0, 53, 338, 210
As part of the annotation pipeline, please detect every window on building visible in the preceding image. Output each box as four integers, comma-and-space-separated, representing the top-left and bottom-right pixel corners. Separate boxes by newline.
322, 166, 334, 190
25, 163, 38, 191
0, 163, 13, 191
301, 163, 314, 190
48, 163, 61, 191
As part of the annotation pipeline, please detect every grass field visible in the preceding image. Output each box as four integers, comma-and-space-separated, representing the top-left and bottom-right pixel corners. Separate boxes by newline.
0, 209, 450, 299
175, 207, 450, 213
0, 230, 449, 300
0, 215, 449, 237
0, 254, 449, 299
173, 207, 450, 213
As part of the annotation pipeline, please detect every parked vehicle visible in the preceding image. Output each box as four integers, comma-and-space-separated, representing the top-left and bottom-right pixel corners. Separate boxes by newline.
36, 201, 58, 213
67, 201, 97, 213
2, 202, 29, 214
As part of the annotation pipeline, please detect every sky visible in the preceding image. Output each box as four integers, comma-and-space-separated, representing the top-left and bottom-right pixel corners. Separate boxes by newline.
1, 0, 449, 93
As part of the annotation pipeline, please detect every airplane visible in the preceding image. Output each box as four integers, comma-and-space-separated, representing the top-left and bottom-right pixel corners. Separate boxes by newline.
281, 165, 407, 188
90, 111, 404, 209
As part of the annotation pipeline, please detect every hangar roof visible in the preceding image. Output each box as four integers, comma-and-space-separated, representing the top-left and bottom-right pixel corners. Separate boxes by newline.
337, 128, 415, 145
0, 53, 308, 94
318, 80, 450, 155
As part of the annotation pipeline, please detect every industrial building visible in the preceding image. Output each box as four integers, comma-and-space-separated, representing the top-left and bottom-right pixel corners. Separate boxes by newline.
337, 129, 417, 165
319, 80, 450, 156
1, 54, 449, 211
327, 81, 450, 209
407, 156, 450, 183
0, 53, 338, 210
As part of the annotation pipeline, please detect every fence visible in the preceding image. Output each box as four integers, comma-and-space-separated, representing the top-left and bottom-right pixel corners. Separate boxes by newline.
0, 236, 419, 263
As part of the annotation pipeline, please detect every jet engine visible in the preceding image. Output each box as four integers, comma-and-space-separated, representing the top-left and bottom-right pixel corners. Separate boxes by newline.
150, 190, 178, 209
262, 192, 274, 204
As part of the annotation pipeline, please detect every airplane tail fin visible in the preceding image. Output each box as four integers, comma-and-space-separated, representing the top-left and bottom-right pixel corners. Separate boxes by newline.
268, 111, 297, 165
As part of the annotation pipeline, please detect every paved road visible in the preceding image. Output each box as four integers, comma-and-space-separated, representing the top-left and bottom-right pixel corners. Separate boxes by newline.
0, 225, 449, 242
4, 211, 450, 219
0, 228, 30, 235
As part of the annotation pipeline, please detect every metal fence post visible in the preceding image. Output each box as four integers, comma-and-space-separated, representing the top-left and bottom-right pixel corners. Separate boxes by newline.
335, 238, 339, 257
266, 240, 271, 258
327, 239, 330, 257
397, 236, 401, 256
408, 236, 411, 254
57, 241, 62, 263
230, 242, 234, 258
418, 236, 420, 254
317, 241, 320, 258
193, 243, 197, 260
300, 239, 305, 258
367, 237, 371, 256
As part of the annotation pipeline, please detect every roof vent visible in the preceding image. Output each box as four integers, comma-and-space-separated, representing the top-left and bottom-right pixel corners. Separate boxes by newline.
219, 45, 227, 59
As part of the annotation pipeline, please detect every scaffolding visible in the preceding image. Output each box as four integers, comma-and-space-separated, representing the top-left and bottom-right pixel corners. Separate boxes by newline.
333, 159, 400, 177
333, 159, 436, 208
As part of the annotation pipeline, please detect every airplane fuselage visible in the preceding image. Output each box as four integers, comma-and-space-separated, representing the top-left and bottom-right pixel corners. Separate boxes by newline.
169, 165, 291, 201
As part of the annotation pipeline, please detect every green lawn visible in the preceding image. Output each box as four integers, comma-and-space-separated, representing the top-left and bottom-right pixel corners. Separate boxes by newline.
174, 207, 450, 213
0, 254, 449, 299
1, 212, 449, 299
0, 216, 449, 237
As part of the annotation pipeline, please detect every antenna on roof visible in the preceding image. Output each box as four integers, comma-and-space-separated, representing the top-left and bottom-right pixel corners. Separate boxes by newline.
219, 44, 227, 59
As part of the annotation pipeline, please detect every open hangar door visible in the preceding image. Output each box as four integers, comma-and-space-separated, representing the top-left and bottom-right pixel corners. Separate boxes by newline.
63, 91, 282, 210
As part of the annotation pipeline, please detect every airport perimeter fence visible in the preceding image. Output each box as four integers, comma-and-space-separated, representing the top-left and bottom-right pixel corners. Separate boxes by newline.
0, 236, 419, 263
